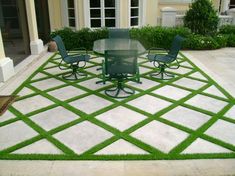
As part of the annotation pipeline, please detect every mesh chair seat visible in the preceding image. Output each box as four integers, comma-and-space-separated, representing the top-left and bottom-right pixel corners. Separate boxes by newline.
64, 54, 90, 64
147, 54, 174, 63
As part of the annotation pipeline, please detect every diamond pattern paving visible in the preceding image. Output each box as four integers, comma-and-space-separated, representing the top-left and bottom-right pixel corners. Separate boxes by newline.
173, 77, 207, 90
69, 95, 113, 114
185, 94, 228, 113
182, 138, 232, 154
205, 119, 235, 146
95, 106, 147, 131
12, 139, 63, 154
0, 52, 235, 160
128, 95, 171, 114
47, 86, 86, 101
0, 110, 15, 123
153, 85, 191, 100
224, 106, 235, 120
12, 95, 54, 114
0, 121, 37, 150
161, 106, 211, 130
131, 121, 189, 153
95, 139, 148, 155
30, 106, 79, 131
53, 121, 113, 154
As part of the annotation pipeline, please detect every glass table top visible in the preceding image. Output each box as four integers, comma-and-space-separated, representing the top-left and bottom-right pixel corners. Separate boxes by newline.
93, 39, 146, 55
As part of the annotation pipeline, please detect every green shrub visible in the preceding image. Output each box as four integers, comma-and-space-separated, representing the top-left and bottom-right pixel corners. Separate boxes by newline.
227, 34, 235, 47
50, 27, 108, 50
130, 26, 191, 49
184, 0, 219, 35
214, 34, 228, 48
183, 34, 219, 50
219, 25, 235, 35
50, 26, 234, 51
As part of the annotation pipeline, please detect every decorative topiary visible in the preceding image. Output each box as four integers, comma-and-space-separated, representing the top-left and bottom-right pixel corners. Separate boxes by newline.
184, 0, 219, 35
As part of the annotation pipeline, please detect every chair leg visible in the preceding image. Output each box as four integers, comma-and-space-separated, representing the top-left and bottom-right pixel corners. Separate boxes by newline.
105, 79, 135, 98
62, 64, 87, 80
150, 64, 174, 80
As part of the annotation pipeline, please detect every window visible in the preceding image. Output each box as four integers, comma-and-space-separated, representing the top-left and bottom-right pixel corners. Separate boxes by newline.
67, 0, 76, 28
89, 0, 117, 28
130, 0, 139, 27
61, 0, 77, 29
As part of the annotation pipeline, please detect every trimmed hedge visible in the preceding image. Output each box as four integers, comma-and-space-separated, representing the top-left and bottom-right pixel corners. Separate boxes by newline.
50, 25, 235, 50
219, 25, 235, 35
50, 27, 108, 50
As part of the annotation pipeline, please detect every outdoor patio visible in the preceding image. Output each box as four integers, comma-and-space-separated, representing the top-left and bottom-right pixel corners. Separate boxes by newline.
0, 49, 235, 163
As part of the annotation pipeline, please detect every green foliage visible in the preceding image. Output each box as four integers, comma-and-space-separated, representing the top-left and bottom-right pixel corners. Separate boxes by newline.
227, 34, 235, 47
219, 25, 235, 35
214, 34, 228, 48
130, 26, 191, 49
184, 0, 219, 35
183, 34, 219, 49
50, 27, 108, 50
50, 26, 234, 51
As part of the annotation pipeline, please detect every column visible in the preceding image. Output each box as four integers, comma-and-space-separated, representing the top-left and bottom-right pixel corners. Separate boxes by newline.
25, 0, 43, 55
161, 7, 177, 27
0, 29, 14, 82
222, 0, 230, 13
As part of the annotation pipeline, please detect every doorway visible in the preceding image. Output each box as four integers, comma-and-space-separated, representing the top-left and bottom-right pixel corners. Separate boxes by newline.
230, 0, 235, 8
35, 0, 51, 44
0, 0, 30, 66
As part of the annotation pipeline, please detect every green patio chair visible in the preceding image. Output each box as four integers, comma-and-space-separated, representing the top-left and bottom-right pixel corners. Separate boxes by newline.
102, 50, 139, 98
109, 28, 130, 39
53, 35, 90, 80
147, 35, 184, 80
95, 29, 130, 73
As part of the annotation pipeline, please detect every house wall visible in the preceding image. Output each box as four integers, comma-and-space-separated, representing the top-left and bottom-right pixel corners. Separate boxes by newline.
158, 3, 190, 16
146, 0, 158, 26
48, 0, 62, 31
47, 0, 223, 30
77, 0, 85, 29
120, 0, 129, 28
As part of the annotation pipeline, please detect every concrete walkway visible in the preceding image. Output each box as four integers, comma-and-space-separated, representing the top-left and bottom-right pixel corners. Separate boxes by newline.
184, 48, 235, 97
0, 48, 235, 176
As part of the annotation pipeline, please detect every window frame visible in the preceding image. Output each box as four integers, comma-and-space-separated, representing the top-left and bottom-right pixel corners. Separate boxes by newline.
128, 0, 146, 28
61, 0, 79, 30
84, 0, 120, 29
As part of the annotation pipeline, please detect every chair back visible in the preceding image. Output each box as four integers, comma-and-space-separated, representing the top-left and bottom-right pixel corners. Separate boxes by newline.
105, 50, 137, 75
167, 35, 184, 60
53, 35, 68, 59
109, 29, 130, 39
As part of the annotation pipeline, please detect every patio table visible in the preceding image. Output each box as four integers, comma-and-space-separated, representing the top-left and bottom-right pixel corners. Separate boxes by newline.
93, 38, 146, 56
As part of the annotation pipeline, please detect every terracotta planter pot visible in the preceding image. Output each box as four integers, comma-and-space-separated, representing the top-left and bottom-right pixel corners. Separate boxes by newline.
48, 41, 57, 52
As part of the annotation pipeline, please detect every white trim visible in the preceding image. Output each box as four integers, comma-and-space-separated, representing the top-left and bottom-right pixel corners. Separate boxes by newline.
60, 0, 68, 27
0, 57, 14, 82
74, 0, 79, 30
83, 0, 90, 27
115, 0, 120, 27
140, 0, 146, 26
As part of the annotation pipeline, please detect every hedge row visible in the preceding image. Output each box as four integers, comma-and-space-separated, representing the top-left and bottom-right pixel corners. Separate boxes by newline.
50, 25, 235, 50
